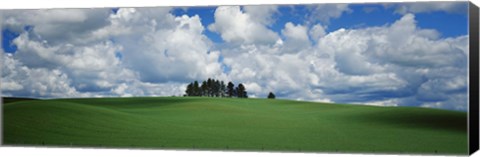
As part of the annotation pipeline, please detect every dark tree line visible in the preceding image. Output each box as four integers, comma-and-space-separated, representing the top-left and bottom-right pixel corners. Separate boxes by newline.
185, 78, 248, 98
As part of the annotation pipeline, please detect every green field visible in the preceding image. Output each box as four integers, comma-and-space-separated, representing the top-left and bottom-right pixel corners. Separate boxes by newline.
2, 97, 468, 155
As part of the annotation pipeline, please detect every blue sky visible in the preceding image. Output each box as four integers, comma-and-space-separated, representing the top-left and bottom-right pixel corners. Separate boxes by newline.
2, 3, 469, 52
0, 2, 470, 111
2, 29, 19, 53
167, 4, 468, 43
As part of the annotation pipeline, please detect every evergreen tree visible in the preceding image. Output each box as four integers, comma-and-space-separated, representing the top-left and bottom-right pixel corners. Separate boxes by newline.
207, 78, 213, 97
268, 92, 276, 99
213, 79, 220, 97
201, 80, 208, 96
237, 83, 246, 98
185, 82, 193, 96
185, 79, 249, 99
227, 82, 235, 97
193, 81, 200, 96
220, 81, 226, 97
233, 86, 239, 97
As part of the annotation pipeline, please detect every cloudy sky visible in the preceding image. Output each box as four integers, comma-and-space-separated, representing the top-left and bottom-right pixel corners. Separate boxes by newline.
0, 2, 470, 111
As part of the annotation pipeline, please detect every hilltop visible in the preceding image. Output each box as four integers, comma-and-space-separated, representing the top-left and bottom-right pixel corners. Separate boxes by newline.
2, 97, 468, 154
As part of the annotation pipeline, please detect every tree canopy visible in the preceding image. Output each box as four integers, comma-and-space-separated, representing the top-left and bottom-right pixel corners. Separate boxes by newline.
268, 92, 276, 99
185, 78, 248, 98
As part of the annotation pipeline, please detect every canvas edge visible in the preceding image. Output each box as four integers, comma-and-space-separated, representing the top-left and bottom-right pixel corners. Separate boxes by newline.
0, 1, 476, 156
469, 1, 480, 155
0, 14, 4, 146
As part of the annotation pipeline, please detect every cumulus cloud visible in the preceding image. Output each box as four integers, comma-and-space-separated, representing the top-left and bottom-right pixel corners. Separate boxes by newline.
309, 24, 327, 42
1, 9, 112, 45
1, 7, 222, 98
307, 4, 352, 24
281, 22, 310, 53
1, 52, 82, 97
221, 48, 315, 99
217, 13, 467, 111
9, 25, 135, 93
111, 81, 186, 97
242, 5, 278, 26
387, 1, 468, 14
208, 6, 280, 45
312, 13, 467, 110
109, 8, 224, 83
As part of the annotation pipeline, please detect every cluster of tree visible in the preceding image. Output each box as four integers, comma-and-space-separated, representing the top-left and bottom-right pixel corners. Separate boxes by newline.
184, 78, 248, 98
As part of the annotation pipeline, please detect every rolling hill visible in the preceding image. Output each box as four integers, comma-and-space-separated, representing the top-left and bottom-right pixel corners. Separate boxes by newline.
2, 97, 468, 155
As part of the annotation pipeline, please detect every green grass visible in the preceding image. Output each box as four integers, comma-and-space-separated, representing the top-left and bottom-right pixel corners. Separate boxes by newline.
2, 97, 467, 155
2, 97, 38, 104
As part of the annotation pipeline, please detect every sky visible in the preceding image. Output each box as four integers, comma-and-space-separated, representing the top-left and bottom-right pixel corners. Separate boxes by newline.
0, 2, 470, 111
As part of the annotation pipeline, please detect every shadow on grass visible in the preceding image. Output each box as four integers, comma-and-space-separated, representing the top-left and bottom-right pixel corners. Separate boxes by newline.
351, 108, 467, 132
2, 97, 39, 104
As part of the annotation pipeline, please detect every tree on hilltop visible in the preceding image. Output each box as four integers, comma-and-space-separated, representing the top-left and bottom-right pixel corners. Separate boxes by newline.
201, 80, 208, 96
193, 81, 200, 96
268, 92, 275, 99
237, 83, 248, 98
185, 82, 194, 96
184, 79, 251, 99
220, 81, 226, 97
227, 82, 235, 97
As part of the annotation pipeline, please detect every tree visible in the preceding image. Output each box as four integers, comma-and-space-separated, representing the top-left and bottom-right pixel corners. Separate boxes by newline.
185, 79, 248, 99
201, 80, 208, 96
268, 92, 275, 99
207, 78, 213, 97
213, 79, 220, 97
233, 87, 239, 97
185, 82, 193, 96
227, 82, 235, 97
220, 81, 226, 97
193, 81, 200, 96
237, 83, 246, 98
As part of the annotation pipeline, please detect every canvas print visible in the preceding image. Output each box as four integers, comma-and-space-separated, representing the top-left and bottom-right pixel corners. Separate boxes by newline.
0, 1, 472, 155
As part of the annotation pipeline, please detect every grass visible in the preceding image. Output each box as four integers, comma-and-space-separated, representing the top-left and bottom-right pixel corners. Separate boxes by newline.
2, 97, 38, 104
2, 97, 468, 155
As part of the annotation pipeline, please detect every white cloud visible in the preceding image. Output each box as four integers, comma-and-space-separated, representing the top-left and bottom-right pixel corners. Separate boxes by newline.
218, 13, 467, 111
1, 7, 223, 98
208, 6, 280, 45
388, 2, 468, 14
222, 49, 313, 98
311, 13, 467, 110
360, 99, 399, 107
1, 52, 82, 97
282, 22, 309, 42
242, 5, 278, 26
110, 8, 224, 83
1, 9, 112, 45
307, 4, 351, 24
110, 81, 186, 97
281, 22, 310, 53
10, 30, 134, 93
309, 24, 326, 41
